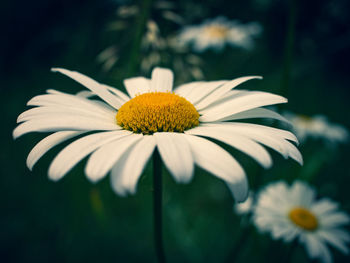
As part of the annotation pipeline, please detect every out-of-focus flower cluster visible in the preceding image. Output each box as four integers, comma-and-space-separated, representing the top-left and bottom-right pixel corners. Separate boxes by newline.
97, 2, 262, 82
177, 17, 262, 52
234, 181, 350, 263
284, 112, 349, 145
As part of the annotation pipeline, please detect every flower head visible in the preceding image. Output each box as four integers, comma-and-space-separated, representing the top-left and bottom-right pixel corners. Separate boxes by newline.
14, 67, 301, 202
177, 17, 262, 52
253, 181, 350, 263
285, 112, 349, 145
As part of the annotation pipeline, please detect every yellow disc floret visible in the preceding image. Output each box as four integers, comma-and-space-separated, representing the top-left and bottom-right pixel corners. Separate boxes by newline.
116, 92, 200, 134
288, 207, 318, 231
204, 25, 229, 39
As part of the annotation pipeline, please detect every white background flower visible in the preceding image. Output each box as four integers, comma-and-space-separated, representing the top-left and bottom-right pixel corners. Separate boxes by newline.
14, 67, 301, 202
177, 16, 262, 52
285, 112, 349, 144
253, 181, 350, 263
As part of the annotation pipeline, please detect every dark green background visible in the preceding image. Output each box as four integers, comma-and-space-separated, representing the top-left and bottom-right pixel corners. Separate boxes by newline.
1, 0, 349, 262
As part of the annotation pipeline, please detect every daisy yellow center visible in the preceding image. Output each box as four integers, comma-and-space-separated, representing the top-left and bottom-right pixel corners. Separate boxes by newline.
288, 207, 318, 231
116, 92, 200, 134
204, 25, 229, 39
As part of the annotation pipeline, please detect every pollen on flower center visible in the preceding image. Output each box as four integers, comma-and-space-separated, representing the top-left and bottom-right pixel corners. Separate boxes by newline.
116, 92, 200, 134
288, 207, 318, 231
204, 25, 229, 38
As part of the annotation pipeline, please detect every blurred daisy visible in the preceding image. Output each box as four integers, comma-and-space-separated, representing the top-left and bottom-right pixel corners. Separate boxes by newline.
177, 16, 262, 52
285, 112, 349, 144
254, 181, 350, 263
14, 67, 301, 202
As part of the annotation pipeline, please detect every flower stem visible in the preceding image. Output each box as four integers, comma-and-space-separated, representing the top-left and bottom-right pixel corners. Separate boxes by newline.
126, 0, 153, 77
153, 150, 166, 263
280, 0, 296, 98
284, 239, 298, 263
225, 223, 252, 263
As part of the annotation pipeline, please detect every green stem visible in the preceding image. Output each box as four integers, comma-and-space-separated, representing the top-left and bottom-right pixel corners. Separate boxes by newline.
280, 0, 296, 99
126, 0, 153, 77
153, 150, 166, 263
284, 239, 298, 263
225, 225, 252, 263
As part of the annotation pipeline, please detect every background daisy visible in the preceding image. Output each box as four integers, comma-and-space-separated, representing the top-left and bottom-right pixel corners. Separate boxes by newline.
177, 16, 262, 52
284, 112, 349, 145
253, 181, 350, 263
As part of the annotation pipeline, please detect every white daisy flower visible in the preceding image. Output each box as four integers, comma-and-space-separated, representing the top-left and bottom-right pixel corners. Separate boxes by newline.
13, 67, 302, 202
253, 181, 350, 263
177, 16, 262, 52
285, 112, 349, 144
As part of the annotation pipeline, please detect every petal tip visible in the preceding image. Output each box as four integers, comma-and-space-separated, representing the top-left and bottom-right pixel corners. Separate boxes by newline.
12, 128, 20, 140
297, 157, 304, 166
51, 67, 64, 73
27, 165, 33, 172
48, 173, 61, 182
86, 176, 99, 184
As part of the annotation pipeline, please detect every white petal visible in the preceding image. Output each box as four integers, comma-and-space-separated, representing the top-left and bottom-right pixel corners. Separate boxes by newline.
219, 89, 249, 100
123, 77, 151, 98
226, 178, 249, 203
75, 85, 130, 103
186, 126, 272, 168
113, 136, 156, 195
174, 81, 204, 98
318, 241, 332, 263
199, 91, 287, 122
289, 181, 315, 207
201, 122, 299, 144
198, 123, 302, 164
283, 226, 299, 242
75, 90, 94, 98
175, 81, 227, 104
184, 135, 247, 201
154, 132, 194, 183
85, 134, 142, 182
51, 68, 122, 109
48, 130, 131, 180
303, 233, 322, 258
110, 154, 130, 196
320, 212, 350, 227
13, 115, 120, 139
271, 224, 294, 239
27, 93, 116, 116
198, 90, 249, 110
26, 131, 84, 170
312, 199, 339, 216
303, 234, 332, 263
150, 67, 174, 92
218, 107, 291, 123
46, 89, 62, 95
316, 230, 349, 254
17, 105, 114, 123
282, 141, 303, 165
195, 76, 262, 110
101, 84, 130, 102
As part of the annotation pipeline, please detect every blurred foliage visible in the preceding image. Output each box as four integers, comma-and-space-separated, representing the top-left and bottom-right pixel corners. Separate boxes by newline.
1, 0, 350, 262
